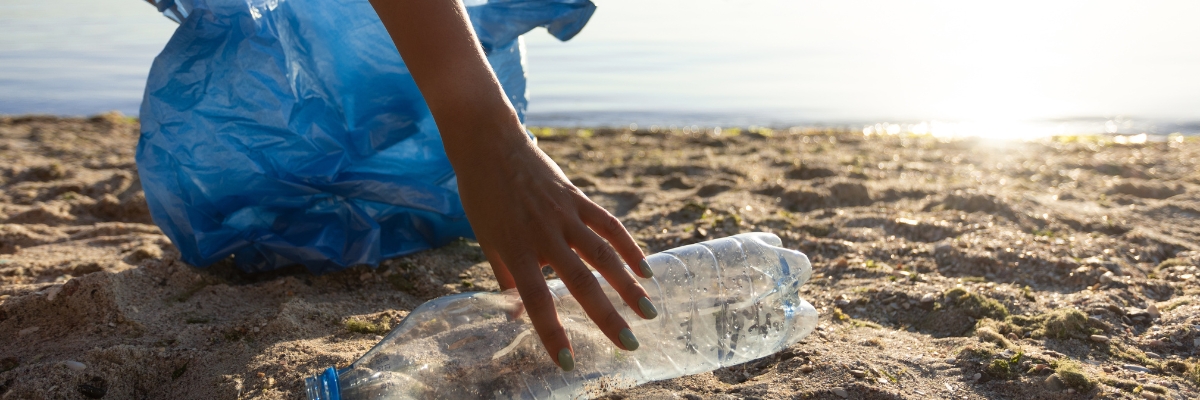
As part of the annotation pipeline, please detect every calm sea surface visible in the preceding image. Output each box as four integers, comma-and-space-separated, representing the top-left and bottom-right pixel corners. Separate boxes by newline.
3, 0, 1199, 135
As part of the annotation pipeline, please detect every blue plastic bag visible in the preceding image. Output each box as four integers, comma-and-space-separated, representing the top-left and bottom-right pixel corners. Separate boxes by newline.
138, 0, 595, 273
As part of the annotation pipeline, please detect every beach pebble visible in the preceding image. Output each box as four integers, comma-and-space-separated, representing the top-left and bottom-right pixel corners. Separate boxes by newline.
1145, 351, 1162, 359
920, 293, 937, 304
850, 369, 866, 378
831, 387, 849, 398
800, 364, 814, 373
1044, 375, 1067, 391
971, 372, 981, 382
1147, 303, 1160, 318
19, 326, 39, 336
45, 285, 63, 302
1123, 364, 1152, 373
1141, 392, 1160, 400
64, 361, 86, 371
1089, 335, 1110, 343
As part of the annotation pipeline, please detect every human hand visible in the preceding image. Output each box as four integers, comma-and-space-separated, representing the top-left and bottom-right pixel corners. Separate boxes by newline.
450, 124, 658, 371
367, 0, 654, 371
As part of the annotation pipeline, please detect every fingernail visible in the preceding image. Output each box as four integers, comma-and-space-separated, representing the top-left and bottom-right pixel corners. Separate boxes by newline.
638, 259, 654, 278
618, 328, 640, 351
557, 348, 575, 372
638, 297, 659, 320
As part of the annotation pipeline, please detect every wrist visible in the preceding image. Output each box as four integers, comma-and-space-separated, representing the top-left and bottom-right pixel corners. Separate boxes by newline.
436, 104, 531, 171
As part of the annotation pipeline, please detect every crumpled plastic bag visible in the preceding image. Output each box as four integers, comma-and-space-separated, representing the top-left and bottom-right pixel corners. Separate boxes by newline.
139, 0, 595, 273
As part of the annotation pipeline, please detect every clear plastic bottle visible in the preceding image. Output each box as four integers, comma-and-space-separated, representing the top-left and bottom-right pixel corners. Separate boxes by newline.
306, 232, 818, 400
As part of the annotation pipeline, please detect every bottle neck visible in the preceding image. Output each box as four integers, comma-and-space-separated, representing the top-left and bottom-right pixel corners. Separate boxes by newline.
305, 367, 341, 400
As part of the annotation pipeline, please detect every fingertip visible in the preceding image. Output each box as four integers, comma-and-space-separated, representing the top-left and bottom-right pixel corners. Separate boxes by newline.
557, 348, 575, 372
618, 328, 640, 351
637, 297, 659, 320
637, 259, 654, 279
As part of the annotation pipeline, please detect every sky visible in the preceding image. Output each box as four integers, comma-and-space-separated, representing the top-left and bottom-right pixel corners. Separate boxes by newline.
2, 0, 1198, 133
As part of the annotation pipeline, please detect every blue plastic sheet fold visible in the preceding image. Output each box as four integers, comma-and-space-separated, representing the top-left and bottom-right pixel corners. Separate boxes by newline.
138, 0, 595, 273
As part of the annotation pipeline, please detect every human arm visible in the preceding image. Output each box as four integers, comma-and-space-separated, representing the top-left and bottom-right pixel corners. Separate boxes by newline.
366, 0, 658, 370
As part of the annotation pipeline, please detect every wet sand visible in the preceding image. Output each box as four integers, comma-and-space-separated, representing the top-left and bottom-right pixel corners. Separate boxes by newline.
2, 114, 1199, 399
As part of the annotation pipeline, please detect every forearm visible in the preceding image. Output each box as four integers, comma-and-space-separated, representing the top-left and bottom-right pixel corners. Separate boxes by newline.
368, 0, 528, 167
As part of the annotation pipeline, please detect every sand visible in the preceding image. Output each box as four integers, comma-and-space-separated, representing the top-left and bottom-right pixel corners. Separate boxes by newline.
2, 114, 1199, 399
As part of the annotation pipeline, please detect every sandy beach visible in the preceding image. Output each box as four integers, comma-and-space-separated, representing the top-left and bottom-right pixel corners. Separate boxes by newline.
2, 114, 1199, 399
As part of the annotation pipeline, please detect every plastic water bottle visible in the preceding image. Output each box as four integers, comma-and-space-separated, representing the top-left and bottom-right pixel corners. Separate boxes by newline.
305, 232, 818, 399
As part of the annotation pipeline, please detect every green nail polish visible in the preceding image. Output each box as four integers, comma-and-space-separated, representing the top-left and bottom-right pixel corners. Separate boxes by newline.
638, 259, 654, 278
638, 297, 659, 320
557, 348, 575, 372
618, 328, 640, 351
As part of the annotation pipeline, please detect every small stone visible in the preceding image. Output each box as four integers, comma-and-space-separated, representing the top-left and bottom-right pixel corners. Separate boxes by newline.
1145, 352, 1162, 359
1123, 364, 1152, 373
1141, 392, 1159, 400
971, 372, 981, 382
1067, 388, 1075, 393
831, 387, 849, 398
1193, 338, 1200, 347
64, 361, 86, 371
1006, 333, 1019, 341
1147, 303, 1160, 319
18, 326, 39, 336
46, 285, 63, 302
800, 364, 815, 373
1044, 375, 1067, 391
850, 369, 867, 378
920, 293, 937, 303
790, 377, 804, 383
1089, 335, 1110, 343
1031, 364, 1049, 372
835, 299, 850, 306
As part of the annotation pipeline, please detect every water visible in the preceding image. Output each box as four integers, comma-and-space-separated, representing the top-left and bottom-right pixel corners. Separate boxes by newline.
4, 0, 1200, 136
306, 232, 817, 399
0, 0, 175, 116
